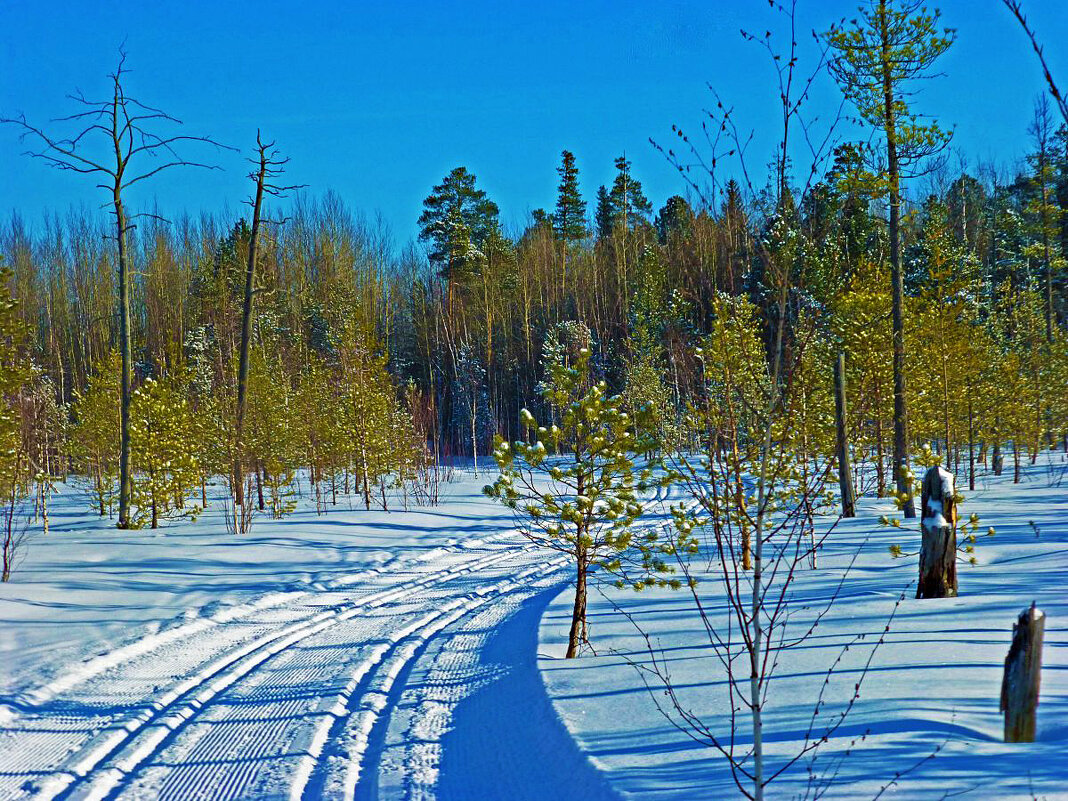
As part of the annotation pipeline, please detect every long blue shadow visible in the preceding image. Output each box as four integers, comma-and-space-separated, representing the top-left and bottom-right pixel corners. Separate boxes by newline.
436, 586, 622, 801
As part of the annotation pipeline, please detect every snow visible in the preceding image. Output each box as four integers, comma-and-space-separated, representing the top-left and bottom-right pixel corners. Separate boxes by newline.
0, 458, 1065, 799
923, 465, 957, 529
0, 473, 586, 800
538, 458, 1068, 800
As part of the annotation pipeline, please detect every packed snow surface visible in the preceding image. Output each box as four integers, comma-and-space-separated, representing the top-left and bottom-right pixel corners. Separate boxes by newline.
0, 473, 608, 800
0, 459, 1065, 800
539, 459, 1068, 800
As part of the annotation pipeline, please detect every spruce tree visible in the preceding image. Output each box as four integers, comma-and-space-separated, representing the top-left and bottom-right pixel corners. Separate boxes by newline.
594, 185, 614, 240
553, 150, 587, 243
608, 155, 652, 229
655, 195, 694, 245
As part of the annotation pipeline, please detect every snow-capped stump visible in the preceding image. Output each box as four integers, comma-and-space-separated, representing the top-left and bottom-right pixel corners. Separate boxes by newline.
917, 465, 958, 598
1000, 603, 1045, 743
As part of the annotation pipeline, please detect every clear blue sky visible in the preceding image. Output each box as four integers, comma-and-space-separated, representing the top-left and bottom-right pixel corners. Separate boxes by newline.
2, 0, 1066, 245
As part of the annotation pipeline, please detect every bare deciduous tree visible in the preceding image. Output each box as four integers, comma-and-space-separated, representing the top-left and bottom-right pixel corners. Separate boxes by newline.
1, 50, 228, 528
233, 132, 302, 514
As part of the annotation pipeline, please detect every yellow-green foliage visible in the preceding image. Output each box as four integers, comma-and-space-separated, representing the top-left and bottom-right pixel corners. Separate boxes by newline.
484, 347, 675, 589
70, 351, 121, 514
0, 263, 30, 507
129, 375, 201, 528
247, 349, 300, 517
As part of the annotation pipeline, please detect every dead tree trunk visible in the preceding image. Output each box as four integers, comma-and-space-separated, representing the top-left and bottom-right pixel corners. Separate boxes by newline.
834, 353, 856, 517
0, 53, 228, 529
116, 195, 133, 528
234, 137, 268, 510
1000, 603, 1045, 742
917, 465, 958, 598
234, 133, 299, 513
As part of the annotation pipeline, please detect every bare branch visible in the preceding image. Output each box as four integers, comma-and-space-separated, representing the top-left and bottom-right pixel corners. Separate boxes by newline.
1002, 0, 1068, 125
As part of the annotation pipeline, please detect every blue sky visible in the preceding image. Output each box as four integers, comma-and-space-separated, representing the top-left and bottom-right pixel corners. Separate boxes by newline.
2, 0, 1067, 245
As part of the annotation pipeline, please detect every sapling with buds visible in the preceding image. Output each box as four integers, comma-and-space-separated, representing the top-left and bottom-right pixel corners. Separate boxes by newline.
484, 346, 675, 658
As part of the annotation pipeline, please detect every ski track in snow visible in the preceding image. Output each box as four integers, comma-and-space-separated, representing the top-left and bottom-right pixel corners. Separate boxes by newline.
0, 530, 573, 801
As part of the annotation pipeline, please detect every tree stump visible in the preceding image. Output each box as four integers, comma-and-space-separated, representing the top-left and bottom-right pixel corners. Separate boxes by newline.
917, 465, 957, 599
834, 352, 856, 518
1000, 603, 1045, 742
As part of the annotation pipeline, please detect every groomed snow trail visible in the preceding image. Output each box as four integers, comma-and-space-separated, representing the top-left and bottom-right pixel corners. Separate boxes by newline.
0, 530, 609, 801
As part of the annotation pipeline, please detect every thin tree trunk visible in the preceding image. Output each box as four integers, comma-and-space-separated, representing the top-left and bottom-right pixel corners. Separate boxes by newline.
834, 353, 856, 517
875, 410, 886, 496
880, 3, 915, 518
234, 140, 268, 509
565, 549, 587, 659
256, 464, 265, 511
968, 397, 976, 492
116, 194, 133, 528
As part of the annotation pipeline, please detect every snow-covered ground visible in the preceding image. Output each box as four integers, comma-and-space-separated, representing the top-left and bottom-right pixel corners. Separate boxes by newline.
0, 458, 1065, 800
539, 457, 1068, 800
0, 473, 599, 800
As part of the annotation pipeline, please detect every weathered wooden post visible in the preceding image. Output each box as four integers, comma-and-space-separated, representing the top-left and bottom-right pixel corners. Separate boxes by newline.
1000, 603, 1045, 742
834, 352, 856, 518
917, 465, 957, 598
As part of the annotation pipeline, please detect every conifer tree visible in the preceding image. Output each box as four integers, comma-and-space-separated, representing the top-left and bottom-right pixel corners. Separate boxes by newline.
655, 195, 695, 245
71, 351, 121, 516
608, 155, 652, 229
128, 375, 200, 529
625, 247, 676, 444
418, 167, 500, 303
695, 293, 771, 569
833, 284, 895, 494
826, 0, 956, 518
484, 346, 672, 658
553, 150, 587, 243
246, 349, 299, 518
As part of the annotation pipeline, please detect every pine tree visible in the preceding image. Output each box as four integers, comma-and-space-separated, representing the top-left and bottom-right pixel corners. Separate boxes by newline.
417, 167, 500, 298
246, 349, 299, 518
128, 375, 201, 529
484, 346, 672, 658
833, 284, 895, 494
71, 350, 121, 516
826, 0, 956, 518
694, 293, 771, 569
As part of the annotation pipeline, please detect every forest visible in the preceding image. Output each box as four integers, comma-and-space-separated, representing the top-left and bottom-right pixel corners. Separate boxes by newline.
0, 1, 1066, 799
0, 1, 1064, 560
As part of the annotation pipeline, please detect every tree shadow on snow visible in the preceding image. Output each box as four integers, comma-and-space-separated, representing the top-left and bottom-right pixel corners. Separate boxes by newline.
436, 587, 622, 801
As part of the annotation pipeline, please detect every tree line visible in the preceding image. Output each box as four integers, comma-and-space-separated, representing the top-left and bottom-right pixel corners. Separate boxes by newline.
0, 1, 1065, 561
